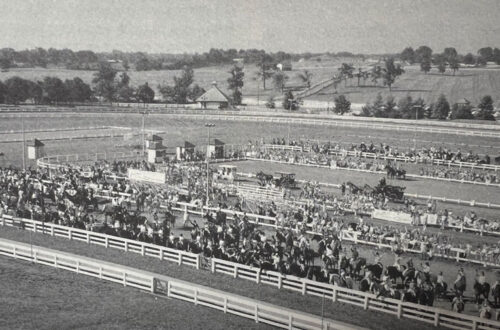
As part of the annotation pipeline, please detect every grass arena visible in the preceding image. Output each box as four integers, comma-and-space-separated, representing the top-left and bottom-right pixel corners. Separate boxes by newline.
1, 111, 500, 329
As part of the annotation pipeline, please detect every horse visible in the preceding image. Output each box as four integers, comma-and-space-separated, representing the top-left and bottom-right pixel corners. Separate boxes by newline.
365, 262, 383, 280
256, 171, 273, 186
474, 281, 491, 305
349, 257, 366, 279
385, 266, 404, 284
492, 282, 500, 307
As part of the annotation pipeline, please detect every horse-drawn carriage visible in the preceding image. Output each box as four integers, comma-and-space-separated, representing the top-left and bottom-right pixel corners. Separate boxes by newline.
273, 172, 297, 189
213, 165, 237, 183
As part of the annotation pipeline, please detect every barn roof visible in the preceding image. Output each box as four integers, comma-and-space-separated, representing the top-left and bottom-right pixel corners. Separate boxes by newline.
196, 83, 230, 103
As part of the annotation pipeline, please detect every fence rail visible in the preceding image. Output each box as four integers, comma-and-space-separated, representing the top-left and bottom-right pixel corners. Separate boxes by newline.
0, 238, 356, 330
0, 214, 200, 269
210, 258, 500, 330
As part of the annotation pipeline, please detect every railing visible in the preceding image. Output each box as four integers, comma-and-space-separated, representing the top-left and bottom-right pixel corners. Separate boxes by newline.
326, 149, 500, 172
0, 239, 356, 330
210, 258, 500, 330
2, 215, 499, 329
246, 158, 500, 209
0, 214, 200, 269
37, 151, 144, 169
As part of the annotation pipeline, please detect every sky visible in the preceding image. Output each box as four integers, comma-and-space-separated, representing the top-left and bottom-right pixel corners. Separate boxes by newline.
1, 0, 500, 54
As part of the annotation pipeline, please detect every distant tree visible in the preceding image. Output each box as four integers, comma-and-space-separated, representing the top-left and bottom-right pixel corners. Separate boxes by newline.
256, 54, 274, 89
42, 76, 67, 104
297, 70, 313, 88
478, 47, 493, 61
92, 62, 118, 102
400, 47, 415, 64
463, 53, 476, 65
159, 66, 194, 103
333, 94, 351, 115
443, 48, 458, 62
137, 82, 155, 104
450, 103, 474, 119
338, 63, 354, 86
493, 48, 500, 65
475, 95, 495, 120
437, 61, 446, 74
65, 77, 92, 103
122, 59, 130, 71
415, 46, 433, 63
384, 96, 399, 118
398, 95, 414, 119
187, 84, 206, 101
116, 72, 135, 102
227, 65, 245, 105
476, 56, 487, 66
382, 58, 404, 91
431, 94, 450, 119
282, 90, 298, 110
448, 57, 459, 76
26, 80, 43, 104
0, 80, 6, 103
420, 59, 431, 74
371, 93, 385, 117
5, 76, 31, 104
273, 71, 288, 93
370, 66, 382, 85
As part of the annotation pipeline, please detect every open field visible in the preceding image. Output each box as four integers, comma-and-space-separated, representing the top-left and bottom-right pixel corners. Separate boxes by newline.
0, 255, 271, 330
308, 65, 500, 105
0, 226, 440, 330
1, 60, 500, 105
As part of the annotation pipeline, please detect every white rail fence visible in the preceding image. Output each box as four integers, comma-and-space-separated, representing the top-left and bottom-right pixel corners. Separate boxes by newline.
211, 258, 500, 330
0, 224, 498, 330
0, 214, 200, 269
0, 239, 356, 330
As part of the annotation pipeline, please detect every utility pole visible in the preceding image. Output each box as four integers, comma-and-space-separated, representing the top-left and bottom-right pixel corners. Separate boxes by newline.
21, 115, 26, 170
141, 111, 146, 157
205, 123, 215, 206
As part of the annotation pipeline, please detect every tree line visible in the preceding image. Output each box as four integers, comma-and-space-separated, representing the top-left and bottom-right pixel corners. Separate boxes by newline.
0, 47, 334, 72
360, 93, 495, 121
400, 46, 500, 75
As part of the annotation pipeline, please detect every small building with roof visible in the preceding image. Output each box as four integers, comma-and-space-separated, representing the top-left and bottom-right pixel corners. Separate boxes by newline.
196, 82, 230, 110
207, 138, 225, 159
145, 134, 166, 163
27, 139, 45, 160
176, 141, 196, 161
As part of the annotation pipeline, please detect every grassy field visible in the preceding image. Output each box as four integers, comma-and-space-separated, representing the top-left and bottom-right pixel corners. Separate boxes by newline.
308, 65, 500, 105
0, 256, 271, 330
0, 226, 438, 330
1, 59, 500, 105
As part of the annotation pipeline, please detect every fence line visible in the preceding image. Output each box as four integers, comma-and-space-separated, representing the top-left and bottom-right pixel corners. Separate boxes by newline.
1, 226, 498, 330
0, 214, 200, 269
246, 158, 500, 208
0, 239, 355, 330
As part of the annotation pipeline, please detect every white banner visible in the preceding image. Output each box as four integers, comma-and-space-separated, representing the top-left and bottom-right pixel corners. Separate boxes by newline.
128, 169, 166, 184
371, 209, 413, 224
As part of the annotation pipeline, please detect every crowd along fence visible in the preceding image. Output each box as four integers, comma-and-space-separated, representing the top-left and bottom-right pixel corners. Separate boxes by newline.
1, 219, 499, 330
0, 239, 354, 330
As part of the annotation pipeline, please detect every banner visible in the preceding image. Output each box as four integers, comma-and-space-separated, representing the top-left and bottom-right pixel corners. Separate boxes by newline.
128, 169, 166, 184
423, 213, 439, 225
371, 209, 413, 224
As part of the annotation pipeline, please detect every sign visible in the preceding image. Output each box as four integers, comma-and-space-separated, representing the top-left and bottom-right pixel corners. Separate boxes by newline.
371, 209, 413, 224
128, 169, 166, 184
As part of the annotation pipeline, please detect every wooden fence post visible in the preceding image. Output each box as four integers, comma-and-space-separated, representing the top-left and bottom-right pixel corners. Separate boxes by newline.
105, 236, 109, 248
433, 312, 439, 327
332, 287, 337, 303
397, 301, 402, 319
123, 272, 127, 286
363, 296, 369, 310
223, 297, 228, 313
